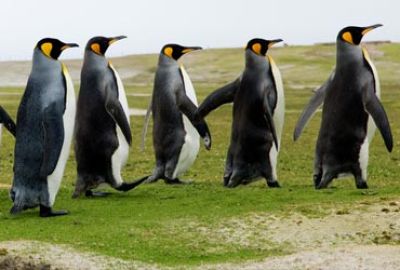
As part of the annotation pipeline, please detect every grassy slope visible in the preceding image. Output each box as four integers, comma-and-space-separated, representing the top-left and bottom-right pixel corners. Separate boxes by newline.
0, 43, 399, 267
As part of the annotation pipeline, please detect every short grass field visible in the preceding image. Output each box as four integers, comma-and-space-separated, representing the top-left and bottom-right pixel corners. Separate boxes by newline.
0, 43, 400, 267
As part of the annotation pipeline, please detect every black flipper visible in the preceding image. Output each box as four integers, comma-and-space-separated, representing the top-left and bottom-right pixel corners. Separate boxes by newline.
364, 92, 393, 152
176, 89, 212, 150
40, 104, 64, 178
293, 71, 335, 141
264, 95, 279, 150
0, 106, 16, 137
105, 84, 132, 145
115, 175, 149, 191
197, 78, 240, 118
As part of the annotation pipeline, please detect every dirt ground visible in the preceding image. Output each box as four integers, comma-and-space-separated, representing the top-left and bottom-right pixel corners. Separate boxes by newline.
1, 200, 399, 270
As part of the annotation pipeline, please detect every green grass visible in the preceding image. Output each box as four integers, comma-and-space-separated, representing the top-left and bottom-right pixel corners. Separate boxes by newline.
0, 43, 400, 267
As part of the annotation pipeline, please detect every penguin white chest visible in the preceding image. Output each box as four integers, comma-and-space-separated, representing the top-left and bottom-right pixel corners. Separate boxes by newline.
173, 67, 200, 179
47, 67, 76, 206
109, 64, 130, 186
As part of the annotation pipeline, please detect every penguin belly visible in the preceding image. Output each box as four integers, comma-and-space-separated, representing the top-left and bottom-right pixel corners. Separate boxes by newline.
109, 64, 130, 186
173, 116, 200, 178
172, 66, 200, 178
46, 67, 76, 206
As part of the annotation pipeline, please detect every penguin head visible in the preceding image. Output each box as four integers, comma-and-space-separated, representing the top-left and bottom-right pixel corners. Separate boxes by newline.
338, 24, 383, 45
36, 38, 79, 60
161, 44, 202, 60
246, 38, 283, 56
86, 36, 127, 56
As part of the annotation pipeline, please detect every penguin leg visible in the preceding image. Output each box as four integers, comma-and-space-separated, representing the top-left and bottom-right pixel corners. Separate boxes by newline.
39, 205, 68, 218
145, 165, 164, 184
164, 157, 189, 185
262, 161, 281, 188
164, 177, 187, 185
313, 149, 323, 188
223, 147, 234, 187
316, 170, 336, 189
226, 171, 246, 188
352, 166, 368, 189
85, 190, 111, 197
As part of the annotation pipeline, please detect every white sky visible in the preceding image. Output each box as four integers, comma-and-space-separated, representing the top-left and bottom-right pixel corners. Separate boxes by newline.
0, 0, 398, 60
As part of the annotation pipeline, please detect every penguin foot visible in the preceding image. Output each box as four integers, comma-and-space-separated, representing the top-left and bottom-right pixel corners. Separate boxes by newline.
85, 190, 111, 197
313, 174, 322, 188
356, 181, 369, 189
226, 180, 240, 188
39, 205, 68, 218
164, 178, 191, 185
267, 181, 281, 188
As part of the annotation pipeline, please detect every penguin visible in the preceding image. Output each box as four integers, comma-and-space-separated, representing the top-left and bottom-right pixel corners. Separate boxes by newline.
0, 106, 16, 145
141, 44, 211, 184
198, 38, 284, 188
10, 38, 78, 217
73, 36, 147, 198
293, 24, 393, 189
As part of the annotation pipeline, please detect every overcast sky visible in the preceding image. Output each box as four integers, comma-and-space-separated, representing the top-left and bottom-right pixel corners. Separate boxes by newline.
0, 0, 398, 60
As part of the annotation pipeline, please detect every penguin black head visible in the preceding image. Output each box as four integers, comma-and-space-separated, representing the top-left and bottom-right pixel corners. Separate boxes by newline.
161, 44, 202, 60
338, 24, 383, 45
36, 38, 79, 60
246, 38, 283, 56
86, 36, 127, 56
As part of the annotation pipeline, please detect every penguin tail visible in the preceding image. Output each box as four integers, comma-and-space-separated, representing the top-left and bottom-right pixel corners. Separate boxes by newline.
115, 175, 150, 192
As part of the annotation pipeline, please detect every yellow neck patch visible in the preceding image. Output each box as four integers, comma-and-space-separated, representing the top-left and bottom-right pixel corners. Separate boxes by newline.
342, 32, 354, 44
91, 43, 101, 55
252, 43, 262, 55
61, 63, 69, 76
41, 42, 53, 58
164, 47, 173, 58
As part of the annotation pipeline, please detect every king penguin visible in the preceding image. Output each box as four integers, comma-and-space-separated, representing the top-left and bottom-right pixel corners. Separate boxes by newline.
10, 38, 78, 217
198, 38, 285, 188
141, 44, 211, 184
74, 36, 147, 197
293, 24, 393, 189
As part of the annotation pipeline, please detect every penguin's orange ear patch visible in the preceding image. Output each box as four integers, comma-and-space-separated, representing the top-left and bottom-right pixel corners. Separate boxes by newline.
342, 32, 354, 44
252, 43, 262, 55
41, 42, 53, 58
164, 47, 173, 58
91, 43, 101, 55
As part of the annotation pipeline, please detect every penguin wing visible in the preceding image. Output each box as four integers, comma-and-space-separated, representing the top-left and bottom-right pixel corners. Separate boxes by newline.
293, 71, 334, 141
105, 83, 132, 145
197, 78, 240, 118
40, 104, 65, 177
0, 106, 16, 137
364, 93, 393, 152
264, 94, 279, 150
176, 87, 212, 150
362, 48, 393, 152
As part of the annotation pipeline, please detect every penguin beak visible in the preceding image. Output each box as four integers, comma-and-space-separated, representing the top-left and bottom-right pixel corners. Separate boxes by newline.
109, 35, 127, 45
61, 43, 79, 51
361, 24, 383, 36
268, 39, 283, 48
181, 46, 202, 54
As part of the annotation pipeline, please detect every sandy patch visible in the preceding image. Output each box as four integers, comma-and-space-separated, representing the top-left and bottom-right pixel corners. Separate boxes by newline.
1, 201, 399, 270
199, 245, 400, 270
0, 241, 160, 270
